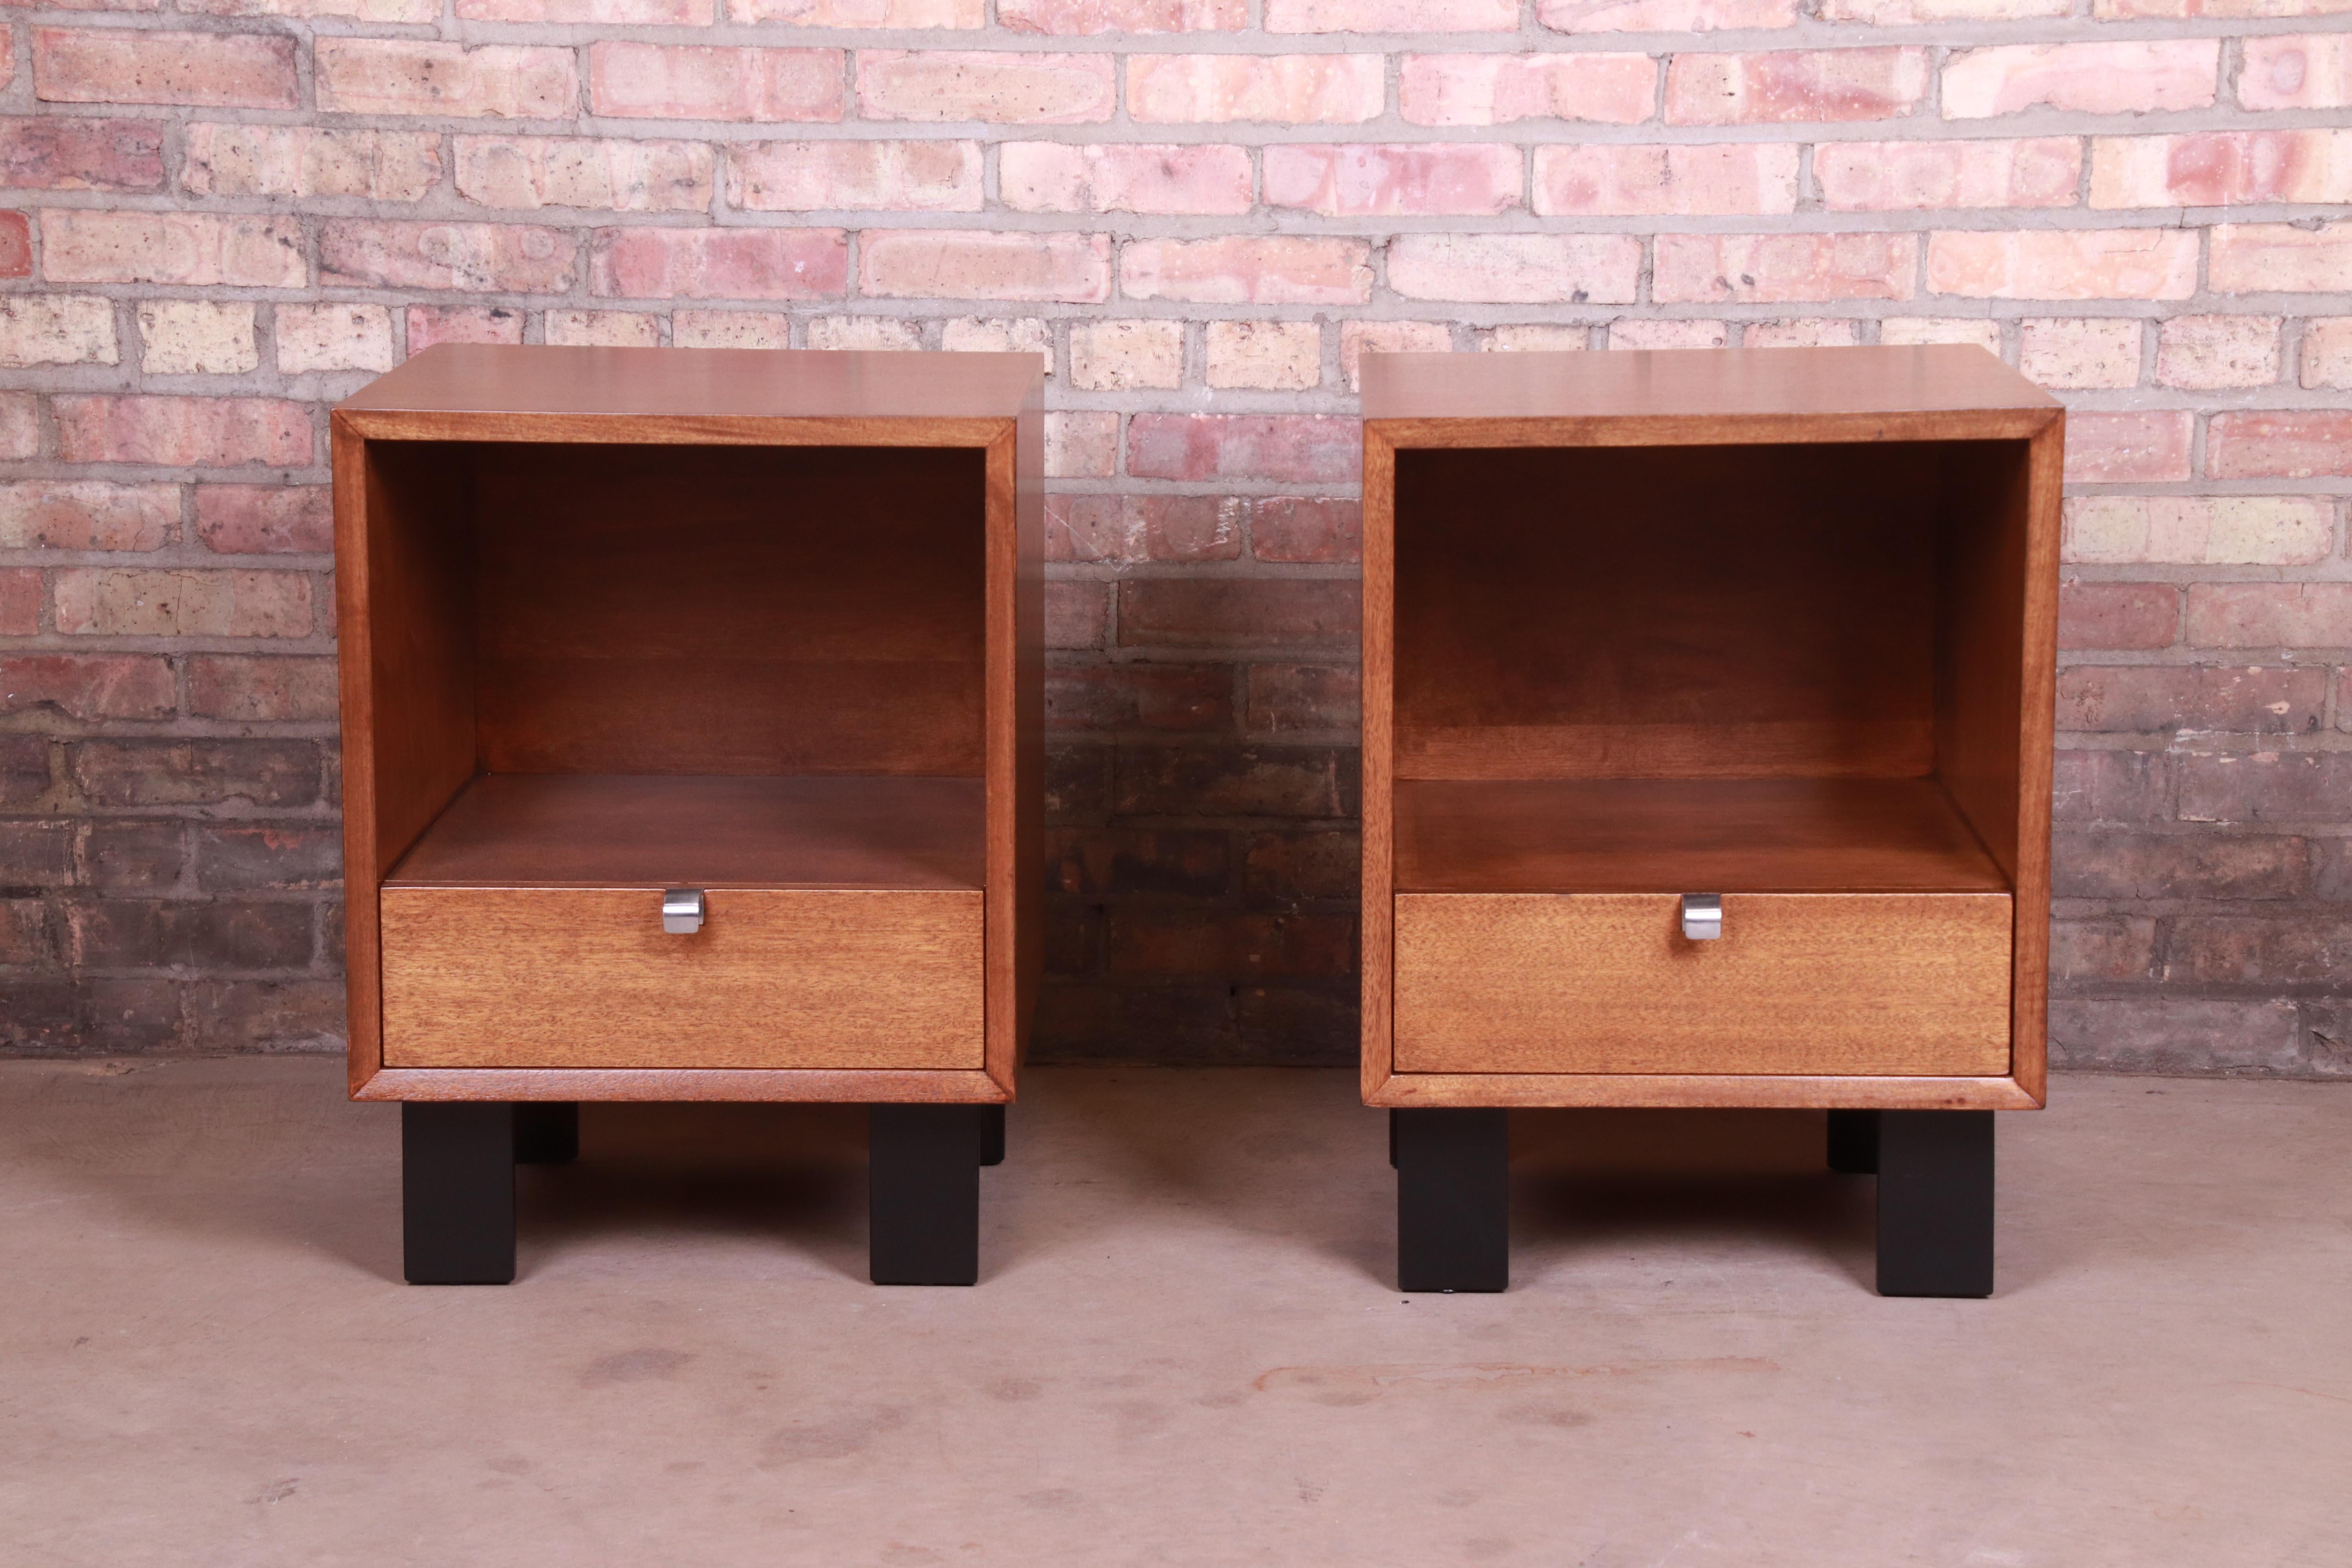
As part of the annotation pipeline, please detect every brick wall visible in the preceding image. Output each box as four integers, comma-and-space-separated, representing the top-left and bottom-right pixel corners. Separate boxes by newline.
0, 4, 2345, 1071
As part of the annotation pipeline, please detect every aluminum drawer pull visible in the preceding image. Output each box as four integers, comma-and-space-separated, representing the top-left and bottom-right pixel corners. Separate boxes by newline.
1680, 893, 1722, 941
662, 888, 706, 935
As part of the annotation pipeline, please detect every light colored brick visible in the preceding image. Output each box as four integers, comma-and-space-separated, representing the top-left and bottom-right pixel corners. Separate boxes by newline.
857, 51, 1116, 123
1823, 0, 2068, 17
1002, 143, 1252, 215
2090, 131, 2352, 208
1345, 319, 1452, 386
798, 316, 919, 354
862, 230, 1112, 302
1542, 0, 1797, 27
316, 41, 577, 120
42, 211, 304, 289
407, 306, 523, 352
1071, 319, 1185, 389
728, 142, 982, 212
1399, 52, 1655, 127
1534, 143, 1799, 216
0, 483, 176, 552
323, 220, 578, 294
1267, 144, 1520, 217
460, 0, 712, 18
1128, 54, 1384, 124
1880, 317, 2003, 352
1388, 233, 1642, 303
1045, 410, 1118, 477
590, 44, 845, 123
1666, 48, 1927, 126
2065, 496, 2332, 566
1929, 229, 2199, 301
1611, 319, 1730, 349
1654, 232, 1917, 304
2184, 583, 2352, 648
53, 568, 310, 639
1817, 138, 2080, 211
595, 227, 847, 300
181, 125, 441, 201
672, 311, 791, 349
2065, 410, 2194, 482
454, 138, 713, 213
34, 28, 296, 110
276, 304, 396, 374
2208, 411, 2352, 479
2158, 316, 2280, 389
2301, 318, 2352, 389
0, 296, 116, 368
1125, 414, 1356, 482
194, 486, 331, 554
2211, 222, 2352, 294
137, 301, 257, 376
1942, 41, 2219, 119
2101, 0, 2352, 13
545, 310, 661, 347
0, 396, 37, 462
743, 0, 984, 21
1483, 324, 1590, 352
1122, 236, 1371, 305
185, 655, 339, 722
2020, 318, 2141, 389
1267, 0, 1516, 29
54, 396, 311, 468
1745, 318, 1860, 347
1000, 0, 1242, 28
1207, 320, 1321, 389
2239, 34, 2352, 111
942, 317, 1054, 374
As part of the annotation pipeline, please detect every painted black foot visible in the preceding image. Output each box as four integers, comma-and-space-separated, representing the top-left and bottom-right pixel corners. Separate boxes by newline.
1394, 1107, 1508, 1293
1876, 1110, 1994, 1298
869, 1104, 983, 1286
979, 1102, 1006, 1167
402, 1103, 516, 1285
1388, 1108, 1398, 1168
515, 1102, 579, 1165
1827, 1109, 1880, 1176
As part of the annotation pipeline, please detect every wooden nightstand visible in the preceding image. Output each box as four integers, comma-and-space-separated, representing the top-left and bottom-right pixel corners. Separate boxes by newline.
333, 346, 1043, 1287
1360, 347, 2062, 1298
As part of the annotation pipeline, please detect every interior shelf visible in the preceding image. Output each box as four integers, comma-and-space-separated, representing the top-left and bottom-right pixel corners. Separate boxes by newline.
385, 773, 985, 891
1394, 776, 2008, 895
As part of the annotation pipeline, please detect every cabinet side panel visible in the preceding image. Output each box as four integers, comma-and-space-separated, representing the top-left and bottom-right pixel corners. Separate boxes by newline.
988, 399, 1042, 1095
1361, 432, 1398, 1103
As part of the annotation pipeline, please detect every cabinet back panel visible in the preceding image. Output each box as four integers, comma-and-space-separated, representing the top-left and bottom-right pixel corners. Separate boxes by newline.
472, 444, 985, 776
1393, 444, 1945, 781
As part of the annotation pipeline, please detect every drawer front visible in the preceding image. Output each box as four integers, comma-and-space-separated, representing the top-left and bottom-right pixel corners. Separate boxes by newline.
1394, 892, 2011, 1077
381, 887, 984, 1071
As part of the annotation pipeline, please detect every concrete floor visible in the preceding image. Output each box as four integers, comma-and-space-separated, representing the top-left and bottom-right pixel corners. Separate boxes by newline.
1, 1063, 2347, 1568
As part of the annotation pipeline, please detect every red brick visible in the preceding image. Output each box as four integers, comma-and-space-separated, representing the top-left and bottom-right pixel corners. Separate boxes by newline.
1388, 233, 1642, 303
2209, 412, 2352, 480
739, 0, 982, 20
0, 570, 36, 636
2185, 584, 2352, 648
861, 230, 1109, 302
2090, 130, 2352, 209
2239, 34, 2352, 111
1267, 0, 1515, 28
71, 741, 320, 809
1535, 143, 1799, 216
1045, 579, 1106, 649
195, 487, 331, 555
1665, 48, 1928, 126
1128, 495, 1241, 561
1266, 143, 1521, 217
2049, 917, 2157, 985
2210, 221, 2352, 294
2056, 665, 2325, 735
187, 656, 340, 722
407, 306, 524, 352
0, 482, 175, 551
1117, 579, 1358, 648
2180, 752, 2352, 824
1928, 229, 2198, 301
0, 394, 33, 460
34, 29, 296, 110
0, 118, 163, 192
1001, 143, 1251, 215
1001, 0, 1243, 28
1127, 53, 1384, 124
187, 981, 345, 1054
1251, 498, 1361, 563
2058, 582, 2177, 650
316, 41, 577, 119
1121, 236, 1370, 303
1244, 829, 1359, 899
1653, 232, 1916, 304
0, 655, 176, 721
1045, 663, 1232, 732
2170, 917, 2352, 985
2053, 748, 2168, 825
1108, 910, 1354, 980
191, 825, 342, 892
2063, 412, 2194, 484
728, 141, 981, 212
1114, 746, 1354, 818
0, 213, 26, 280
857, 51, 1116, 123
1047, 828, 1229, 899
590, 44, 846, 123
1045, 495, 1122, 563
1942, 40, 2218, 118
2053, 832, 2308, 899
594, 227, 846, 300
460, 0, 712, 17
321, 220, 575, 294
1400, 52, 1655, 126
41, 211, 304, 288
1126, 415, 1359, 483
54, 397, 311, 468
1817, 137, 2080, 211
1246, 663, 1360, 734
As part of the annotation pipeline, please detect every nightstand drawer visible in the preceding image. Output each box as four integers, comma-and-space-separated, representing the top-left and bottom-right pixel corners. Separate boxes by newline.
1393, 892, 2011, 1077
379, 887, 984, 1071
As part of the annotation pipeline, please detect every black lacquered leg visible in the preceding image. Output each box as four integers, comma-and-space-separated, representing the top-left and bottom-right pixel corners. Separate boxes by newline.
402, 1103, 516, 1286
515, 1102, 579, 1165
869, 1104, 982, 1286
1827, 1109, 1880, 1176
979, 1103, 1006, 1168
1388, 1108, 1398, 1168
1395, 1108, 1508, 1294
1876, 1110, 1994, 1299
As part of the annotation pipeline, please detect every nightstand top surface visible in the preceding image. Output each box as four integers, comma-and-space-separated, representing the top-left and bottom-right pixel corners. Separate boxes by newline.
1361, 345, 2059, 428
337, 344, 1042, 425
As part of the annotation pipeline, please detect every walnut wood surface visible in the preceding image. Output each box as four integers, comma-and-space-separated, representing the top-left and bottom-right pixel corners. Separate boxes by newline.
385, 773, 983, 890
1365, 1073, 2040, 1111
381, 887, 983, 1071
1395, 778, 2007, 894
355, 1067, 1011, 1103
1394, 892, 2013, 1077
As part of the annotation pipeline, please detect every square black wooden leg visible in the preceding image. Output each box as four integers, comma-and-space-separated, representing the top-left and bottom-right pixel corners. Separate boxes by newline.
979, 1102, 1006, 1167
869, 1104, 982, 1286
1876, 1110, 1994, 1299
1828, 1109, 1880, 1175
1388, 1108, 1398, 1168
402, 1103, 516, 1286
1395, 1107, 1508, 1294
515, 1102, 579, 1165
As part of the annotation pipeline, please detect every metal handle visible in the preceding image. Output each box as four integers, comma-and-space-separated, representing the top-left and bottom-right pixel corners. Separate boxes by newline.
662, 888, 706, 935
1680, 893, 1722, 941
